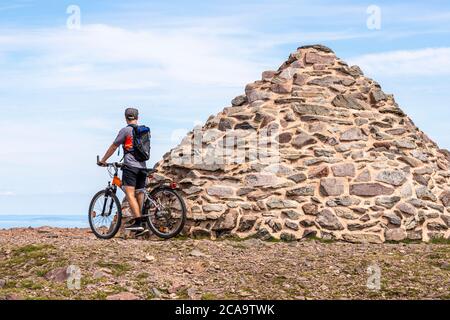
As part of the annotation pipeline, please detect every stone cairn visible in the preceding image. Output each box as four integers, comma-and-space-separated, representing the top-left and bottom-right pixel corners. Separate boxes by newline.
152, 44, 450, 243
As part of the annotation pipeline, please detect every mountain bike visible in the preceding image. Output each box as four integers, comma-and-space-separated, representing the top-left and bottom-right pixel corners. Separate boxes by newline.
88, 156, 187, 240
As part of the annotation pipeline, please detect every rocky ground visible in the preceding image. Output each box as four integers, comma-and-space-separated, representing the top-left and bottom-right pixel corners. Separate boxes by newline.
0, 227, 449, 300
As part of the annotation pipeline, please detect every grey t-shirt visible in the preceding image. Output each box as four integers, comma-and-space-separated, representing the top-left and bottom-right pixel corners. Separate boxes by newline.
113, 126, 147, 169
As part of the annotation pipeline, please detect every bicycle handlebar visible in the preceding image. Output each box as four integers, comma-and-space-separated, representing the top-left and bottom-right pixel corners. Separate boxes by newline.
97, 155, 123, 168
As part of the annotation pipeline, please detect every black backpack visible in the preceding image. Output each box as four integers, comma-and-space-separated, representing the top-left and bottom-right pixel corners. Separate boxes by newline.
127, 124, 151, 162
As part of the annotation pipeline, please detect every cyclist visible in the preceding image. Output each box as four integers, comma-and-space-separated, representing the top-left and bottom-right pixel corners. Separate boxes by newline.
99, 107, 148, 233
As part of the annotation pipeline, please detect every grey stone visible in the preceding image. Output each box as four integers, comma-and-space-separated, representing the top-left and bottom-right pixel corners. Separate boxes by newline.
293, 103, 331, 116
439, 190, 450, 207
316, 209, 344, 230
340, 128, 368, 141
285, 220, 300, 231
238, 216, 257, 232
416, 186, 437, 202
282, 210, 301, 220
266, 198, 298, 209
287, 173, 307, 183
245, 173, 278, 187
206, 186, 234, 198
332, 94, 365, 110
376, 170, 407, 186
396, 203, 416, 215
280, 232, 297, 242
203, 204, 226, 212
286, 186, 315, 196
231, 95, 247, 106
383, 212, 402, 226
292, 133, 317, 148
375, 196, 401, 209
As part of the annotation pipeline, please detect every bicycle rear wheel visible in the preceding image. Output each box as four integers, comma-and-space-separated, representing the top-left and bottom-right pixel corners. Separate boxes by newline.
144, 187, 187, 239
88, 189, 122, 239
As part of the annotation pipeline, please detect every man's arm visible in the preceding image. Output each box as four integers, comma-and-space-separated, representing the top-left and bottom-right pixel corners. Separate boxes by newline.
100, 144, 119, 165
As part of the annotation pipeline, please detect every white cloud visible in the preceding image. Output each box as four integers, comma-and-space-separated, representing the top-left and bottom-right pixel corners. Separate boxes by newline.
348, 48, 450, 77
0, 191, 15, 196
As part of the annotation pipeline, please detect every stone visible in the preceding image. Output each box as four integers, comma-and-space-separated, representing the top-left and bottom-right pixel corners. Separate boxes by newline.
266, 198, 298, 209
287, 173, 307, 183
293, 103, 331, 116
271, 81, 292, 94
396, 203, 416, 215
286, 186, 315, 196
280, 232, 297, 242
331, 163, 355, 177
342, 233, 383, 244
277, 132, 293, 144
304, 52, 335, 65
292, 133, 317, 148
202, 204, 226, 212
238, 216, 257, 232
340, 128, 368, 141
375, 196, 401, 209
320, 178, 345, 196
282, 210, 301, 220
427, 222, 448, 231
302, 203, 319, 216
285, 220, 299, 231
316, 209, 344, 230
350, 183, 394, 196
385, 228, 407, 241
231, 95, 247, 106
332, 94, 364, 110
262, 70, 276, 81
245, 173, 278, 187
370, 90, 387, 104
375, 170, 407, 186
439, 190, 450, 207
394, 139, 416, 149
441, 215, 450, 227
383, 212, 402, 226
191, 227, 211, 238
308, 165, 329, 179
44, 267, 69, 282
213, 209, 239, 231
245, 86, 271, 103
416, 186, 437, 202
206, 186, 234, 198
413, 174, 430, 186
355, 169, 371, 182
347, 221, 378, 231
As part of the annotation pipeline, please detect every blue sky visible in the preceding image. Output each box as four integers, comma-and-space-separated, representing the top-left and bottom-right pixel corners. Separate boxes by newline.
0, 0, 449, 215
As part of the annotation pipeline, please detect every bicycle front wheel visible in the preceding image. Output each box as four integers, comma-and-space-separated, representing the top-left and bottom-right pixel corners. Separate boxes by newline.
88, 189, 122, 239
144, 187, 187, 239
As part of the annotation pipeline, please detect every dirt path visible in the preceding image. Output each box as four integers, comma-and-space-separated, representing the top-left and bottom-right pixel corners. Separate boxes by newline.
0, 227, 448, 300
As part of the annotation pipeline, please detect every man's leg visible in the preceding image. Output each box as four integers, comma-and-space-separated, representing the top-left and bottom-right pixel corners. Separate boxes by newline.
122, 167, 144, 231
124, 186, 141, 219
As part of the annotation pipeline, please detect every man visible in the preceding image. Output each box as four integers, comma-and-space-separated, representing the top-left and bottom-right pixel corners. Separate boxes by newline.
99, 108, 148, 233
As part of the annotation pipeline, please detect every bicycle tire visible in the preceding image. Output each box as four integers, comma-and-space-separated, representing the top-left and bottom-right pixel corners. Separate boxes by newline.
145, 187, 187, 239
88, 189, 122, 239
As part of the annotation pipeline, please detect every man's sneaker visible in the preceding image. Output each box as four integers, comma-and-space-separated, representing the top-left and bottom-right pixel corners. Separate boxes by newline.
125, 220, 144, 232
